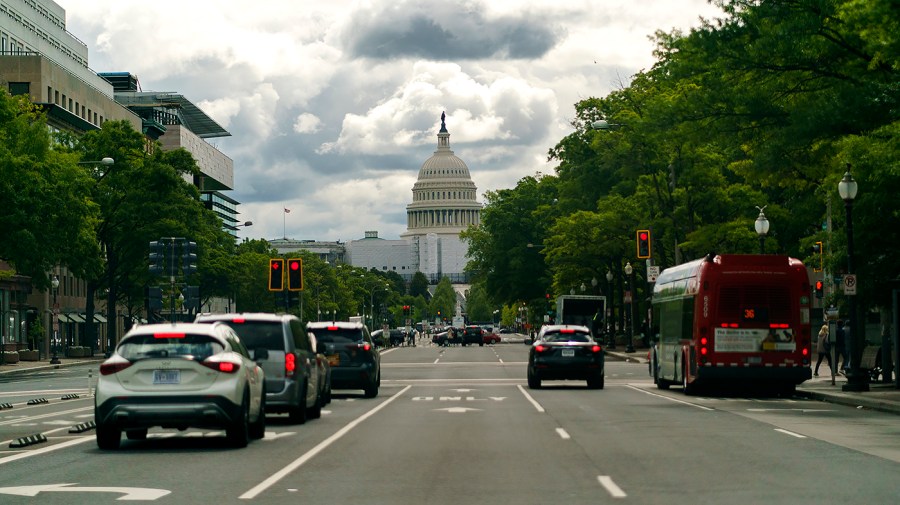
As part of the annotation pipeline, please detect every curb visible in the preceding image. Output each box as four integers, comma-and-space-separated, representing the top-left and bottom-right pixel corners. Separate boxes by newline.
0, 358, 104, 377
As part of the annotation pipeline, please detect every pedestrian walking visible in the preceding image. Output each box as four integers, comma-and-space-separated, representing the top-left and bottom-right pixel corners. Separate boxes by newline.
814, 322, 832, 377
835, 319, 848, 374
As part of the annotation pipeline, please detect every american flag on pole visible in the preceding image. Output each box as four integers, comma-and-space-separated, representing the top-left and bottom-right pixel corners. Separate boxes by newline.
284, 208, 291, 213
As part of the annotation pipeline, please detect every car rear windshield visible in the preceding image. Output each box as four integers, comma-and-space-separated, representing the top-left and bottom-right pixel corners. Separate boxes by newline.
118, 333, 224, 361
309, 327, 364, 344
544, 331, 591, 343
215, 321, 285, 350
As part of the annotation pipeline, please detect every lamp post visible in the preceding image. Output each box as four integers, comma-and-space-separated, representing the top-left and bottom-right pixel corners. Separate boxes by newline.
838, 164, 868, 392
754, 206, 769, 254
606, 270, 615, 349
624, 262, 635, 353
368, 284, 389, 331
50, 275, 60, 364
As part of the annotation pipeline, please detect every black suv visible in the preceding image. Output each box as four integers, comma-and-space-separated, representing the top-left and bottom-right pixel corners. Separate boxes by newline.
462, 325, 484, 347
194, 313, 325, 423
306, 321, 380, 398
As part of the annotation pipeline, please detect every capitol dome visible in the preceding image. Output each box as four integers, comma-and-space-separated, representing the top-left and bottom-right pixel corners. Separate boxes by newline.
402, 112, 482, 237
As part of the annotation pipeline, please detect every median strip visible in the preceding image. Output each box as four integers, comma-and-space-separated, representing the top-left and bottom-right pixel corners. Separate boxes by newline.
9, 434, 47, 448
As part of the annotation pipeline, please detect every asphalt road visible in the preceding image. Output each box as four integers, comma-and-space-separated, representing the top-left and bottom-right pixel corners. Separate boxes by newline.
0, 342, 898, 504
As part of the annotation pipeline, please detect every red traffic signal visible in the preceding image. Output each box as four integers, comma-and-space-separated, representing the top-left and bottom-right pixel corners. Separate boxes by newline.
287, 258, 303, 291
268, 259, 284, 291
814, 280, 824, 299
636, 229, 651, 259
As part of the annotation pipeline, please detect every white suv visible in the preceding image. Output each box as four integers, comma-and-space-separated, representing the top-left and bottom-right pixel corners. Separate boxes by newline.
94, 322, 266, 449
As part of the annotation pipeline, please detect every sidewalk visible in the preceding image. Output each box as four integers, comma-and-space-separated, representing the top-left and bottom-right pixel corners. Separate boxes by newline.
606, 348, 900, 415
0, 355, 105, 376
5, 350, 900, 415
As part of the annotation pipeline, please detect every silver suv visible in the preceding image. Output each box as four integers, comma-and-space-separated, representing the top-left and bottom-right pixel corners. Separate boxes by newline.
195, 313, 324, 423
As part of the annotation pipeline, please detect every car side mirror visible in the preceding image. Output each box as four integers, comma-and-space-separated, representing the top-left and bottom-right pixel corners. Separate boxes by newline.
254, 348, 269, 361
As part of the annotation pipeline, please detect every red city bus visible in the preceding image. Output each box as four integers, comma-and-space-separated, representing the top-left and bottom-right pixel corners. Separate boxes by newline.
650, 254, 813, 394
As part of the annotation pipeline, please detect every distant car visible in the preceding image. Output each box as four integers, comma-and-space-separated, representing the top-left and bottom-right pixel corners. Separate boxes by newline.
94, 322, 266, 450
527, 325, 604, 390
194, 313, 324, 424
433, 327, 462, 346
462, 325, 485, 346
482, 330, 501, 345
307, 321, 381, 398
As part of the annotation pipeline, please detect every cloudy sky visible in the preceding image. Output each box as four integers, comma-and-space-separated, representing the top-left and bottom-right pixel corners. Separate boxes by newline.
56, 0, 722, 243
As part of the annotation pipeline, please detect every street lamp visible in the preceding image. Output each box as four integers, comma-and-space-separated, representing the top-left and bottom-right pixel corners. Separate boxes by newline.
624, 262, 635, 353
606, 270, 615, 349
580, 282, 586, 293
234, 221, 253, 228
838, 164, 867, 392
50, 275, 60, 364
754, 205, 769, 254
591, 277, 598, 293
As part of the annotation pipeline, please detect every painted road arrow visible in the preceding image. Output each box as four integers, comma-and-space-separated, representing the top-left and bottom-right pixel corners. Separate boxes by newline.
0, 483, 170, 500
433, 407, 482, 413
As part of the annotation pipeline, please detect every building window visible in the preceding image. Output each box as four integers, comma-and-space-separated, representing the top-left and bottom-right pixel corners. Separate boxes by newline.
8, 82, 30, 96
54, 90, 59, 104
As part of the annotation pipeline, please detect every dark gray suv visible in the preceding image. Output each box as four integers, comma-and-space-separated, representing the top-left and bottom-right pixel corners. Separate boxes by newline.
195, 313, 324, 423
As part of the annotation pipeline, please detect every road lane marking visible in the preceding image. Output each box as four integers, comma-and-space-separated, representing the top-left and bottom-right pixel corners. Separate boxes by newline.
239, 385, 412, 500
0, 406, 93, 426
0, 483, 170, 500
516, 385, 545, 413
597, 476, 627, 498
555, 428, 570, 440
774, 428, 806, 438
625, 385, 714, 411
0, 436, 94, 466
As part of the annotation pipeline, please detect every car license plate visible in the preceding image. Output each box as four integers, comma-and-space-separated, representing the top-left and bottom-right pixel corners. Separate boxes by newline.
153, 369, 180, 384
562, 349, 575, 357
327, 354, 340, 366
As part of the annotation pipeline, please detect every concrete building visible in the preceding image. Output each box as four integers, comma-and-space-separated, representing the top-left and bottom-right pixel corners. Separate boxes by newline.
0, 0, 242, 355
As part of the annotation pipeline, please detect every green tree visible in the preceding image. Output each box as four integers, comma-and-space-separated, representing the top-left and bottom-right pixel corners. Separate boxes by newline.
0, 91, 99, 289
409, 271, 430, 298
429, 277, 457, 322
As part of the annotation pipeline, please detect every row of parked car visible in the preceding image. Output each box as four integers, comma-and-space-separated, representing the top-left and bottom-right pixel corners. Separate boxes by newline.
94, 313, 382, 450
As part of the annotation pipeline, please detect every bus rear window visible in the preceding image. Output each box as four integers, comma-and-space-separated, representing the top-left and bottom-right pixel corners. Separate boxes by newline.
718, 285, 791, 323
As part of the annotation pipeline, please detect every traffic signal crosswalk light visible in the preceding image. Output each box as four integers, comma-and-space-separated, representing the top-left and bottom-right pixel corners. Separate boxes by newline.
636, 230, 651, 259
268, 258, 284, 291
287, 258, 303, 291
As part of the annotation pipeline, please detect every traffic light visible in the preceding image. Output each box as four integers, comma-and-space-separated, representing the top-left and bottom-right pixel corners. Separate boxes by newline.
812, 241, 823, 272
148, 241, 168, 275
636, 229, 651, 259
147, 287, 162, 311
287, 258, 303, 291
403, 305, 411, 317
182, 241, 197, 276
814, 280, 824, 299
184, 286, 200, 311
268, 258, 284, 291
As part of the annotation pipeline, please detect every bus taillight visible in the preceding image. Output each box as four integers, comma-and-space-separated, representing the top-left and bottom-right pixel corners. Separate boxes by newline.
769, 323, 789, 329
719, 323, 739, 328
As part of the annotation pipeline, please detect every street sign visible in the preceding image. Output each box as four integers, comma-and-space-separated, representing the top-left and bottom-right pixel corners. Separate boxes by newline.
842, 274, 857, 295
647, 266, 660, 282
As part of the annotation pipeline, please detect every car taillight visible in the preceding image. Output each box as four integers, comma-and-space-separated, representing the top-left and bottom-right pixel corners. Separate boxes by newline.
361, 343, 371, 352
535, 345, 548, 353
203, 360, 241, 374
100, 361, 132, 375
591, 345, 602, 353
154, 332, 185, 339
285, 353, 296, 376
560, 328, 575, 334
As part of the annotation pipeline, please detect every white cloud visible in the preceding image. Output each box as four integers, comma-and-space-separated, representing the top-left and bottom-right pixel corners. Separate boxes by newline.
293, 113, 323, 134
55, 0, 722, 241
